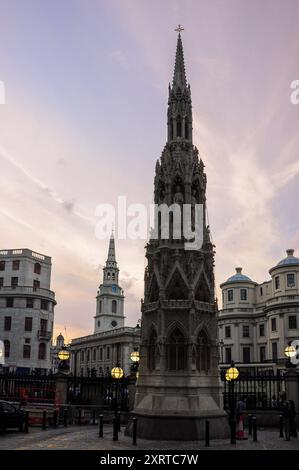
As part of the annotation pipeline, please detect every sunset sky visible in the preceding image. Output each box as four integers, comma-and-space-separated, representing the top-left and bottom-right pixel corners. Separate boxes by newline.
0, 0, 299, 342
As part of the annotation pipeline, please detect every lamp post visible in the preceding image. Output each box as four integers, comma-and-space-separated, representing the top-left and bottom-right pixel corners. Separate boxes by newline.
225, 361, 239, 444
111, 363, 124, 418
57, 347, 71, 372
130, 348, 140, 379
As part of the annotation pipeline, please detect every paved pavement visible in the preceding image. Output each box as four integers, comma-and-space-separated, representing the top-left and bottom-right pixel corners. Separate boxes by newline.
0, 425, 299, 450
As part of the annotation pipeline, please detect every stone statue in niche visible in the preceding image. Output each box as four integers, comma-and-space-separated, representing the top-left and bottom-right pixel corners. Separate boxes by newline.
173, 184, 184, 205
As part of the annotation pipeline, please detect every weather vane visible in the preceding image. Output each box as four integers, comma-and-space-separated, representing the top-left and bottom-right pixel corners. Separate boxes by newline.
175, 24, 184, 34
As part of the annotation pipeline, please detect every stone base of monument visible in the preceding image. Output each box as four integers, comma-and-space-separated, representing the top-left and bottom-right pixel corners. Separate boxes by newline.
125, 412, 230, 440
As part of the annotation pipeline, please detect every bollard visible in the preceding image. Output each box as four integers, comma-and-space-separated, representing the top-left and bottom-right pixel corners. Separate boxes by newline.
117, 411, 121, 432
99, 414, 103, 438
42, 410, 47, 430
252, 416, 257, 442
92, 410, 96, 425
113, 417, 118, 441
63, 408, 68, 427
279, 414, 283, 438
230, 418, 236, 444
205, 420, 210, 447
78, 408, 82, 425
132, 417, 137, 446
24, 411, 29, 433
248, 414, 252, 436
53, 409, 58, 428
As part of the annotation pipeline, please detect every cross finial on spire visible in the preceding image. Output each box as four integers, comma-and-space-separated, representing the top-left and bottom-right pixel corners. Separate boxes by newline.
175, 24, 184, 34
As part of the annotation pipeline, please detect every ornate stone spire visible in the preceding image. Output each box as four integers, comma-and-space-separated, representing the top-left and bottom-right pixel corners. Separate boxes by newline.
172, 33, 187, 90
106, 231, 117, 269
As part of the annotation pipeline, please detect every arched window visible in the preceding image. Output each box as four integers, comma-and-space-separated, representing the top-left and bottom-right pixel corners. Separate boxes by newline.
166, 327, 187, 370
196, 331, 211, 372
107, 272, 111, 280
148, 329, 157, 370
177, 115, 182, 137
99, 301, 102, 313
34, 263, 41, 275
185, 116, 189, 139
81, 350, 85, 362
4, 340, 10, 358
38, 343, 46, 360
112, 300, 117, 313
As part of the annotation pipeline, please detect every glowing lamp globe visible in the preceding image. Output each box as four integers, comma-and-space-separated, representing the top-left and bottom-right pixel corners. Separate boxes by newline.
111, 366, 124, 379
58, 349, 70, 361
130, 350, 140, 363
285, 345, 296, 358
226, 366, 239, 381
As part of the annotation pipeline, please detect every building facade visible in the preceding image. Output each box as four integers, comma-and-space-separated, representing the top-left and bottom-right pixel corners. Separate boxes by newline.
132, 32, 228, 440
70, 234, 141, 377
218, 249, 299, 371
0, 248, 56, 373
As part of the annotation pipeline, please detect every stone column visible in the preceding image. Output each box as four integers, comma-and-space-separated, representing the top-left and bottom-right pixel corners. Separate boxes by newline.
285, 368, 299, 412
54, 372, 70, 406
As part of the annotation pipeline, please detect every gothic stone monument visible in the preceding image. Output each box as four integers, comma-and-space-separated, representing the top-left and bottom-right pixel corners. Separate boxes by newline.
131, 31, 229, 440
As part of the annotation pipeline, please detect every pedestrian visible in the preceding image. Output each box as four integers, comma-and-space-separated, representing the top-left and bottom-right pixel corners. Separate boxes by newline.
282, 396, 291, 441
235, 397, 246, 440
289, 400, 297, 438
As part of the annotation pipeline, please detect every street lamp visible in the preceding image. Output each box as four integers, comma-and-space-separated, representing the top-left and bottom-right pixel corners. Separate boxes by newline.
225, 361, 239, 444
130, 348, 140, 378
57, 347, 70, 372
111, 363, 124, 417
284, 343, 297, 368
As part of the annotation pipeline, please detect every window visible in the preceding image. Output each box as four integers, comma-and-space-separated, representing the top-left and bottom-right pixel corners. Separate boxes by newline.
40, 319, 47, 332
4, 340, 10, 358
260, 346, 266, 363
99, 348, 103, 361
196, 331, 210, 372
33, 280, 40, 289
112, 273, 115, 281
106, 347, 110, 360
11, 277, 18, 287
0, 261, 5, 271
271, 318, 277, 332
23, 345, 31, 359
240, 289, 247, 301
41, 300, 48, 310
225, 326, 231, 338
287, 273, 296, 288
6, 298, 13, 308
81, 350, 85, 361
177, 115, 182, 137
260, 287, 263, 296
4, 316, 11, 331
275, 276, 280, 290
38, 343, 46, 360
225, 347, 232, 364
34, 263, 41, 275
25, 317, 32, 332
112, 300, 117, 313
107, 272, 111, 280
228, 290, 234, 302
272, 342, 278, 361
26, 298, 34, 308
242, 325, 250, 338
24, 338, 30, 344
288, 315, 297, 330
99, 301, 102, 313
93, 349, 96, 361
243, 347, 251, 363
259, 324, 265, 337
166, 327, 187, 370
0, 277, 3, 287
12, 260, 20, 270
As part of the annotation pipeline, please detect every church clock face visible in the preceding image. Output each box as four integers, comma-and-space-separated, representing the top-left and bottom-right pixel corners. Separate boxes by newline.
111, 284, 117, 293
111, 320, 117, 327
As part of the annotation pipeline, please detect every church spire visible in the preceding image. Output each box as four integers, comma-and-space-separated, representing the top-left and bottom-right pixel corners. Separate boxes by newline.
106, 231, 117, 269
172, 33, 187, 90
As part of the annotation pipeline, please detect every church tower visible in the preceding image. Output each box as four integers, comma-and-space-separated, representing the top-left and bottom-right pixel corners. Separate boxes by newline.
94, 233, 125, 333
131, 30, 229, 440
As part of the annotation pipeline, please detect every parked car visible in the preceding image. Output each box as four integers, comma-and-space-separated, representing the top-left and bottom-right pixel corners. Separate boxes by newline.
0, 400, 25, 432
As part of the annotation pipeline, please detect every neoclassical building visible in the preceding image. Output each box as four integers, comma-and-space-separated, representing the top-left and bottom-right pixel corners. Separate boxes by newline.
70, 234, 140, 377
218, 249, 299, 371
0, 248, 56, 373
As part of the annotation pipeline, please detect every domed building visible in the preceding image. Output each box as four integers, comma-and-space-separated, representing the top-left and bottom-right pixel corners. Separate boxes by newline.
218, 249, 299, 372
